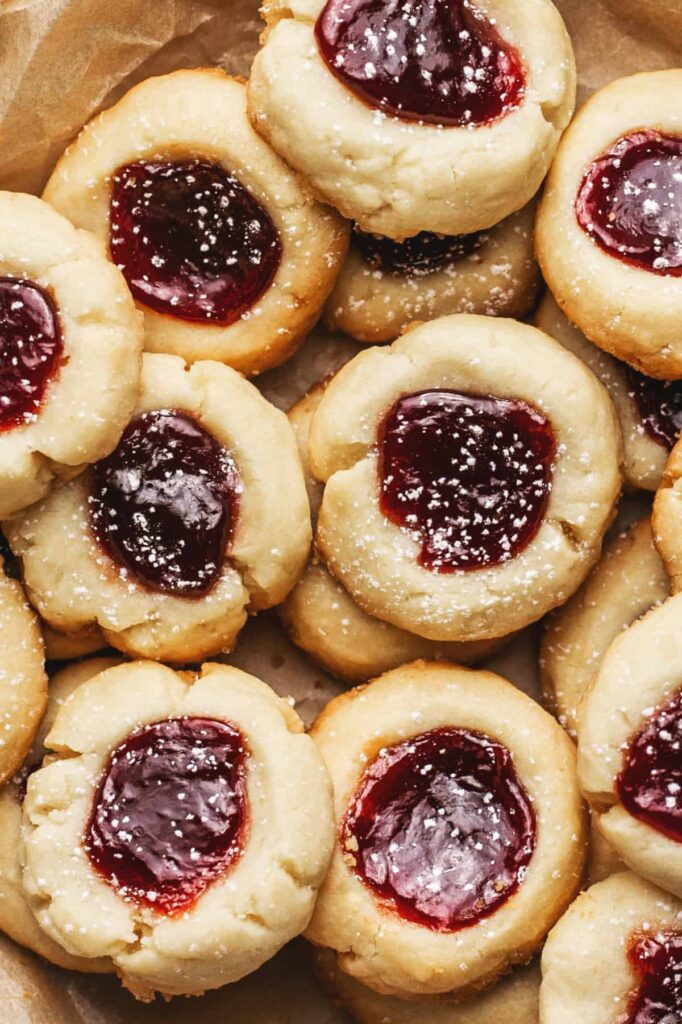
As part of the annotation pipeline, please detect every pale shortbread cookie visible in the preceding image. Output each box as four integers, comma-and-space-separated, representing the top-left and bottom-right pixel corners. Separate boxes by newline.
541, 517, 669, 738
5, 353, 311, 663
541, 872, 682, 1024
0, 658, 121, 973
579, 593, 682, 897
0, 559, 47, 784
280, 560, 508, 683
307, 662, 586, 999
535, 294, 670, 492
653, 436, 682, 591
314, 948, 541, 1024
325, 203, 540, 345
21, 661, 334, 1000
247, 0, 575, 239
0, 192, 142, 519
43, 69, 349, 377
586, 814, 624, 886
309, 315, 622, 643
536, 70, 682, 379
41, 624, 106, 662
280, 385, 508, 681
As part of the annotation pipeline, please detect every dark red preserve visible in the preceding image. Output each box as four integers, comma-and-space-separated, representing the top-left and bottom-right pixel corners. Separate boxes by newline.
378, 389, 555, 572
89, 409, 240, 597
109, 159, 281, 323
315, 0, 525, 127
85, 717, 248, 915
341, 727, 536, 930
0, 277, 64, 432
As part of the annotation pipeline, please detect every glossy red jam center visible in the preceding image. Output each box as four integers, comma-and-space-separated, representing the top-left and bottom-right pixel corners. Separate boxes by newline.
618, 688, 682, 843
341, 727, 536, 931
89, 409, 240, 597
0, 278, 63, 432
354, 225, 485, 276
84, 717, 248, 915
378, 389, 555, 572
624, 931, 682, 1024
315, 0, 525, 127
575, 131, 682, 276
109, 159, 282, 323
625, 366, 682, 451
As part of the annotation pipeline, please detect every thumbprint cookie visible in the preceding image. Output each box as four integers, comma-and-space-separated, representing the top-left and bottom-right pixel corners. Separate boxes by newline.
579, 593, 682, 898
541, 872, 682, 1024
537, 70, 682, 379
314, 947, 541, 1024
248, 0, 575, 240
541, 517, 669, 738
325, 203, 540, 345
0, 658, 122, 973
43, 69, 349, 376
536, 294, 682, 492
20, 661, 334, 1000
0, 557, 47, 784
586, 814, 624, 886
653, 436, 682, 591
308, 315, 622, 643
307, 661, 586, 998
280, 385, 508, 682
0, 192, 142, 519
41, 623, 106, 662
4, 353, 311, 663
2, 526, 107, 662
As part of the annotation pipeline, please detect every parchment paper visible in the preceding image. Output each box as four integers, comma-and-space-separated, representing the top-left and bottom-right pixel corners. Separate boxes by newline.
0, 0, 678, 1019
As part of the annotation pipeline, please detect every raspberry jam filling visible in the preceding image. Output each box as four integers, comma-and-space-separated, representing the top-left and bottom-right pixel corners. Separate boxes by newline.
624, 932, 682, 1024
378, 389, 555, 572
624, 366, 682, 451
84, 718, 248, 915
575, 131, 682, 276
0, 278, 64, 432
354, 225, 485, 276
109, 159, 282, 323
315, 0, 525, 127
618, 688, 682, 843
341, 727, 536, 931
89, 409, 240, 597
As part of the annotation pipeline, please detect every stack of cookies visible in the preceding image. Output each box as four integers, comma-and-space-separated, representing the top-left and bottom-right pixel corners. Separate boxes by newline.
0, 0, 681, 1018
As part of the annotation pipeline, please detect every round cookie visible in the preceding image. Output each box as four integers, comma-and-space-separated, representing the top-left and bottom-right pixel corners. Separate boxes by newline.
21, 660, 334, 1000
42, 623, 106, 662
4, 352, 311, 663
280, 385, 508, 682
0, 657, 121, 973
541, 872, 682, 1024
578, 593, 682, 898
0, 191, 142, 519
586, 814, 624, 886
309, 315, 622, 643
281, 561, 508, 683
307, 661, 586, 999
536, 294, 681, 492
541, 517, 669, 738
0, 558, 47, 785
247, 0, 575, 239
325, 203, 540, 345
314, 948, 541, 1024
536, 70, 682, 379
653, 435, 682, 591
43, 69, 349, 377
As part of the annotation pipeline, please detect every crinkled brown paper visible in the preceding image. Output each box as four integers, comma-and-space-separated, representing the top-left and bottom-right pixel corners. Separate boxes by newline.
0, 0, 678, 1019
